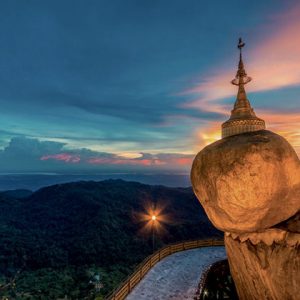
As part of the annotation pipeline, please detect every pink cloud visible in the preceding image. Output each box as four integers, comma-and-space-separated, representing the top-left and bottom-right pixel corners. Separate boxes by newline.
86, 153, 195, 167
40, 153, 81, 163
40, 153, 193, 168
175, 157, 193, 165
182, 4, 300, 157
87, 157, 166, 166
183, 4, 300, 114
40, 153, 192, 167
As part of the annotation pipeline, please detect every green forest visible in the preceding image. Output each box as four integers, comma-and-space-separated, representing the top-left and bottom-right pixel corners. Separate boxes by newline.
0, 180, 220, 299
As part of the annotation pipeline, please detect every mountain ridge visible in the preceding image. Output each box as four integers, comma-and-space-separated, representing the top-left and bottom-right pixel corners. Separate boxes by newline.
0, 179, 220, 299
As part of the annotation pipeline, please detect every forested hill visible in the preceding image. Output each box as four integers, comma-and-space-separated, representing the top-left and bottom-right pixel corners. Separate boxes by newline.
0, 179, 221, 299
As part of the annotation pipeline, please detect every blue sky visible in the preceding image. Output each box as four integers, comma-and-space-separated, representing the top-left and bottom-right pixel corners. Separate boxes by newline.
0, 0, 299, 173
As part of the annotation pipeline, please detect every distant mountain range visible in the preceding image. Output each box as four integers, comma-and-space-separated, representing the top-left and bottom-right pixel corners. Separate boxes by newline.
0, 179, 220, 299
0, 173, 191, 191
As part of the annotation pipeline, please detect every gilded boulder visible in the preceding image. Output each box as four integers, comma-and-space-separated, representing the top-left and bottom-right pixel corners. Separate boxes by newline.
191, 130, 300, 233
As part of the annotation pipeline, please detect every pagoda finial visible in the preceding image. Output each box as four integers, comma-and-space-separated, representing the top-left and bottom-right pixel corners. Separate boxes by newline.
221, 38, 266, 138
238, 37, 245, 57
231, 38, 252, 87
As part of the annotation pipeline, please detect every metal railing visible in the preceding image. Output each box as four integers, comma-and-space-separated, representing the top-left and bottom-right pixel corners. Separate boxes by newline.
105, 238, 224, 300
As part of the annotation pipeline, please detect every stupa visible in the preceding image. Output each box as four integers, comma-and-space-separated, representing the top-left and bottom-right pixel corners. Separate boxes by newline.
191, 39, 300, 299
222, 38, 265, 138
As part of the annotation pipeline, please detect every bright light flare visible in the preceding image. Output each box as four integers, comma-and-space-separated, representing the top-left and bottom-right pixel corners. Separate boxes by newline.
134, 200, 171, 237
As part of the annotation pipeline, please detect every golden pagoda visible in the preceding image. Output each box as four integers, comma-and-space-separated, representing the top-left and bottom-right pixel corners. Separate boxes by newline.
222, 38, 265, 138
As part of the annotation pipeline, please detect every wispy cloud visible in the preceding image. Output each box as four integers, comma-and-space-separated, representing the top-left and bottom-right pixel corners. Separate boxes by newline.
41, 153, 81, 163
183, 3, 300, 156
0, 137, 194, 172
260, 110, 300, 154
87, 157, 166, 166
191, 111, 300, 156
44, 152, 193, 168
184, 4, 300, 112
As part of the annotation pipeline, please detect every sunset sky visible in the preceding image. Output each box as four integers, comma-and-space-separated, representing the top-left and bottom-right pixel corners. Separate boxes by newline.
0, 0, 299, 174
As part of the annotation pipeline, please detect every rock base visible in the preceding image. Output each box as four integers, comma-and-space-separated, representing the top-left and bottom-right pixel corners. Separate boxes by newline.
225, 234, 300, 300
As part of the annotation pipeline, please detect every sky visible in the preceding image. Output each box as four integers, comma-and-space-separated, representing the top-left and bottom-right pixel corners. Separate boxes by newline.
0, 0, 299, 174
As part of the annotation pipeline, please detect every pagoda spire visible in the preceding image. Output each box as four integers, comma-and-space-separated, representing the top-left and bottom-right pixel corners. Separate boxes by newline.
221, 38, 265, 138
230, 38, 254, 117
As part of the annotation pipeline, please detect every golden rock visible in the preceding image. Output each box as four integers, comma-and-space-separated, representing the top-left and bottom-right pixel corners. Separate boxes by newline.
191, 130, 300, 233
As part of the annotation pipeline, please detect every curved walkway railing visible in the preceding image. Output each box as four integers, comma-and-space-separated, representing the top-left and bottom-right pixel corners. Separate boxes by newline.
105, 238, 224, 300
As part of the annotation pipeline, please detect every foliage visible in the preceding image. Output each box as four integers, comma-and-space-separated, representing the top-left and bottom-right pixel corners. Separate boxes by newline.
0, 180, 220, 299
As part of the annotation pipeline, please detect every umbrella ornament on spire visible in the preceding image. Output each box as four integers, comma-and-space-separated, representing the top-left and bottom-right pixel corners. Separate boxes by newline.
231, 38, 252, 86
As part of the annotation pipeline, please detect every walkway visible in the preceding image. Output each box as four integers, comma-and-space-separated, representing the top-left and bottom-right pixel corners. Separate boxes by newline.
126, 246, 226, 300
